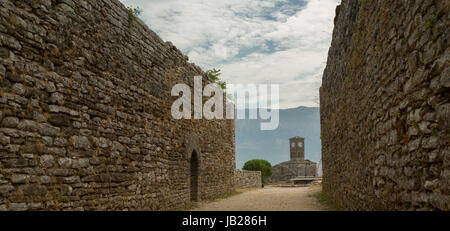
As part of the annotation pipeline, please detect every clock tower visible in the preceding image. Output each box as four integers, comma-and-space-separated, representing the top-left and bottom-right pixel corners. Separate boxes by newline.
289, 136, 305, 160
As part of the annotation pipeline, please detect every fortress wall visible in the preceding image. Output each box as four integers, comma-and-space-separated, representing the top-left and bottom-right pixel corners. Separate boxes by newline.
269, 161, 317, 183
0, 0, 235, 210
234, 169, 262, 188
320, 0, 449, 210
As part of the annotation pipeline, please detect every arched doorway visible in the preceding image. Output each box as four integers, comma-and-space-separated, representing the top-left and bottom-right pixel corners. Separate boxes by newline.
190, 150, 199, 202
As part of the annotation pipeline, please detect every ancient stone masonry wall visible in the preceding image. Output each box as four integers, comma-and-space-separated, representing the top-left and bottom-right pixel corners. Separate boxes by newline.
0, 0, 235, 210
234, 170, 261, 188
268, 160, 316, 183
320, 0, 449, 210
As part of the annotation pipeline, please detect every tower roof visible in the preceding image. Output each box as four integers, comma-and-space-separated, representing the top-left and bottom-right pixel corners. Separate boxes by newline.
290, 136, 304, 140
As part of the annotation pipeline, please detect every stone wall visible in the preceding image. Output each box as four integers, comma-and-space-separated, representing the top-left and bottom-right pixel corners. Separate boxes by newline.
320, 0, 449, 210
234, 170, 261, 188
0, 0, 235, 210
268, 159, 316, 183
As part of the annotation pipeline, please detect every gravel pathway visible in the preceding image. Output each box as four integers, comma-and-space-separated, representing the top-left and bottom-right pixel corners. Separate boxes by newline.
192, 184, 325, 211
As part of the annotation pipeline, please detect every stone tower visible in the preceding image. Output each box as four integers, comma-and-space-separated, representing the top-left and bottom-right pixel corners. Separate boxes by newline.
268, 136, 316, 183
289, 136, 305, 160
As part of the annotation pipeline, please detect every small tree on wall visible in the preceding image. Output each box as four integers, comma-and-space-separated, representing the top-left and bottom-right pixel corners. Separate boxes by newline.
206, 68, 226, 90
127, 6, 143, 28
243, 159, 272, 183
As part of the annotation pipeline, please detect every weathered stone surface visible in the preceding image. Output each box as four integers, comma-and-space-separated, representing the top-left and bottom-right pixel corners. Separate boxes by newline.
40, 176, 51, 184
54, 138, 68, 147
71, 136, 91, 150
18, 120, 38, 132
63, 176, 80, 184
0, 184, 14, 193
48, 114, 71, 127
47, 147, 66, 156
38, 123, 60, 136
440, 67, 450, 88
269, 159, 317, 183
422, 136, 439, 149
40, 155, 55, 168
9, 203, 27, 211
0, 0, 235, 211
2, 117, 19, 128
11, 83, 26, 95
49, 92, 64, 104
18, 184, 47, 196
234, 170, 261, 188
72, 158, 90, 169
437, 103, 450, 129
58, 158, 72, 168
320, 0, 449, 211
0, 65, 5, 77
11, 175, 28, 184
0, 133, 10, 145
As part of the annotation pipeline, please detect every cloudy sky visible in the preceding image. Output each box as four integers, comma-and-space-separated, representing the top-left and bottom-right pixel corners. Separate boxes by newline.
120, 0, 340, 109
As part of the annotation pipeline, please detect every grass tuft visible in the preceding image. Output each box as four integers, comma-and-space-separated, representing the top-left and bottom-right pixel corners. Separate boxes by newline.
314, 190, 340, 211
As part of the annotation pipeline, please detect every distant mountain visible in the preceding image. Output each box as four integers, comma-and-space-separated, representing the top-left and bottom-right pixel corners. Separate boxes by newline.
235, 106, 321, 169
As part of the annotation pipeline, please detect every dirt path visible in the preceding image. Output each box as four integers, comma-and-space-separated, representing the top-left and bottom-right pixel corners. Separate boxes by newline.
192, 184, 325, 211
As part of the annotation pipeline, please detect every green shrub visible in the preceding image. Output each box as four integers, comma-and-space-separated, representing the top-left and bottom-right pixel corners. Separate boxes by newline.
243, 159, 272, 183
127, 6, 143, 28
206, 68, 226, 90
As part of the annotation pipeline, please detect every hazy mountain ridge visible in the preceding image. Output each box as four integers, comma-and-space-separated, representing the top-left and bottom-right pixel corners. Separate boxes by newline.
235, 106, 321, 169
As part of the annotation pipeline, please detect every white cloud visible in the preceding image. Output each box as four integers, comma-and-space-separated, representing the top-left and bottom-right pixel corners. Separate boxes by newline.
120, 0, 340, 108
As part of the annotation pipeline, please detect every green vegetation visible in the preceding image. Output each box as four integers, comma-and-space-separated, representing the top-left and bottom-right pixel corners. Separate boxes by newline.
243, 159, 272, 183
127, 6, 142, 28
206, 68, 226, 90
314, 190, 339, 211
